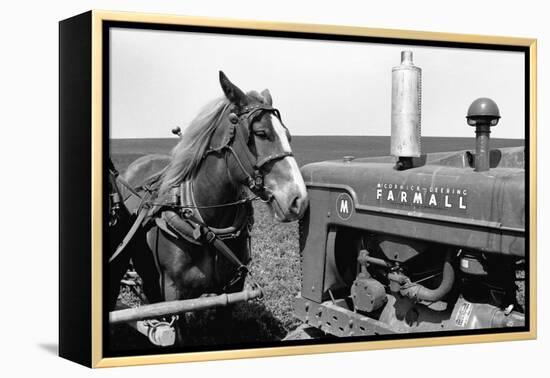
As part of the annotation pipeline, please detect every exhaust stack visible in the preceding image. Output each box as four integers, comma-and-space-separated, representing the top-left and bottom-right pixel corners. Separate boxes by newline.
391, 51, 422, 170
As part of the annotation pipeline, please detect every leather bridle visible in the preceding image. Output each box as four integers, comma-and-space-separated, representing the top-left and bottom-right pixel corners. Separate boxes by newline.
203, 102, 294, 201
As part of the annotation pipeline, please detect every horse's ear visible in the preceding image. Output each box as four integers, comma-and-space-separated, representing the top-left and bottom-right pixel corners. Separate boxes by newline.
219, 71, 248, 107
261, 89, 273, 106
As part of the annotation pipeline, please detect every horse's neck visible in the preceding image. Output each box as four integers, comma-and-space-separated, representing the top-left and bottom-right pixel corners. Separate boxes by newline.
192, 155, 241, 228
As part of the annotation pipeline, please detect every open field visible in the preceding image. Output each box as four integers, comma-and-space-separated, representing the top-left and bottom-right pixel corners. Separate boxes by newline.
111, 136, 524, 172
110, 136, 524, 352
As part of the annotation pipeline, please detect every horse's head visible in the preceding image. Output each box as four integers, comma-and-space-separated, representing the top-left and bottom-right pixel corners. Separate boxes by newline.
218, 71, 308, 222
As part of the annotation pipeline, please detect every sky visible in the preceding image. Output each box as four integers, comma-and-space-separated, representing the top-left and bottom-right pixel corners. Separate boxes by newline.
110, 27, 525, 139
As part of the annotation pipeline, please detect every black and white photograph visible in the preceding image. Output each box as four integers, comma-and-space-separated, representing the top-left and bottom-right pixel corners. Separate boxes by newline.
3, 0, 548, 375
104, 20, 529, 358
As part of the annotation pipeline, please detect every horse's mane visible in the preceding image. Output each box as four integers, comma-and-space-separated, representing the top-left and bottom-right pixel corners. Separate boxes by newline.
158, 91, 268, 195
158, 97, 230, 195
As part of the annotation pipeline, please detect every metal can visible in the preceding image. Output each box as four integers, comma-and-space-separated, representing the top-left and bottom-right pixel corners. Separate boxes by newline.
391, 50, 422, 157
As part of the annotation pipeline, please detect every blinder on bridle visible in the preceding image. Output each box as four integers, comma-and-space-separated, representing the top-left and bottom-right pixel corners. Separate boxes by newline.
207, 101, 293, 200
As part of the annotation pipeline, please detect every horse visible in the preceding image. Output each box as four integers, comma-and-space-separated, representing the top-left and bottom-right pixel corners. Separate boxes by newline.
111, 71, 308, 309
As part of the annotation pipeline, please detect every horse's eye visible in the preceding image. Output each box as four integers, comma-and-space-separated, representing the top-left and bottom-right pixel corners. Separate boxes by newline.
254, 130, 268, 138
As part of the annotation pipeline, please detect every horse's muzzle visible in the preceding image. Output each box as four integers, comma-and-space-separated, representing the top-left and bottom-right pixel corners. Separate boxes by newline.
264, 155, 308, 222
270, 186, 308, 222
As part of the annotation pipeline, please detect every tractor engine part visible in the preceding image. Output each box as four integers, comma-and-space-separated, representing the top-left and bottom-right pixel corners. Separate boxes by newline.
351, 277, 387, 312
391, 50, 422, 162
388, 249, 455, 302
350, 250, 387, 312
466, 97, 500, 172
377, 235, 426, 263
459, 252, 488, 276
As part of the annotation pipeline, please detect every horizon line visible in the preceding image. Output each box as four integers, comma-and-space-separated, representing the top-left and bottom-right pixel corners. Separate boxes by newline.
110, 135, 524, 140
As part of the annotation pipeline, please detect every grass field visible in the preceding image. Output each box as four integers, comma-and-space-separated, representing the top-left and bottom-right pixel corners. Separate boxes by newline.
110, 135, 523, 171
110, 136, 524, 351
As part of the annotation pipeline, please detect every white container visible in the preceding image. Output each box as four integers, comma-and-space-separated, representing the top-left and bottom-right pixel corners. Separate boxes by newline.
391, 50, 422, 157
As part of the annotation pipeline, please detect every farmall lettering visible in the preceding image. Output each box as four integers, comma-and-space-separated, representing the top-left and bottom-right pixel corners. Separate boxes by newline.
375, 182, 468, 210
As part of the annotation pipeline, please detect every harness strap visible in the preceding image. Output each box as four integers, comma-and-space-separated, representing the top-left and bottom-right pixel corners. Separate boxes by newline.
255, 151, 294, 169
232, 119, 257, 171
160, 210, 202, 246
179, 180, 250, 238
226, 145, 257, 189
204, 229, 247, 270
174, 178, 251, 287
153, 206, 251, 291
109, 200, 150, 263
182, 211, 252, 291
112, 170, 143, 200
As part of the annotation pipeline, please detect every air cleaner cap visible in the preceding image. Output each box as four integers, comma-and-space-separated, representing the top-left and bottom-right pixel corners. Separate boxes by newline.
466, 97, 501, 126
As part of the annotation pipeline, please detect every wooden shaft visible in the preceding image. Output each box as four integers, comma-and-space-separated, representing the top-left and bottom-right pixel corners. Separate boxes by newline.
109, 289, 262, 324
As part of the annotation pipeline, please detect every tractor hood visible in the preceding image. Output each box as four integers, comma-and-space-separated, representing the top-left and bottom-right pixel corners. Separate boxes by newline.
300, 147, 525, 256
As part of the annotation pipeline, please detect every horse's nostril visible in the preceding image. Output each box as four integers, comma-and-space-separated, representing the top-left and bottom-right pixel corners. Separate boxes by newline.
292, 197, 298, 210
290, 195, 303, 215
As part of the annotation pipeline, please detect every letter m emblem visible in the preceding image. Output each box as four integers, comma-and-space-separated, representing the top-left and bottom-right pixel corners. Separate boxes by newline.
336, 193, 353, 220
340, 200, 349, 213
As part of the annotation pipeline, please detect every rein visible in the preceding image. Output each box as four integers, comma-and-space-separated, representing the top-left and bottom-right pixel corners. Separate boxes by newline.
149, 194, 268, 210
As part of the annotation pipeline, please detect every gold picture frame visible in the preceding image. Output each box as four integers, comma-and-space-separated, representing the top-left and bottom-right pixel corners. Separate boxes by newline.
59, 10, 537, 368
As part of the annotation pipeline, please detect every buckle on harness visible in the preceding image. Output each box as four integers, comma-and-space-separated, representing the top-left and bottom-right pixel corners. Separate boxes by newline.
181, 208, 194, 219
224, 265, 249, 290
247, 170, 264, 192
254, 171, 263, 188
204, 230, 216, 244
